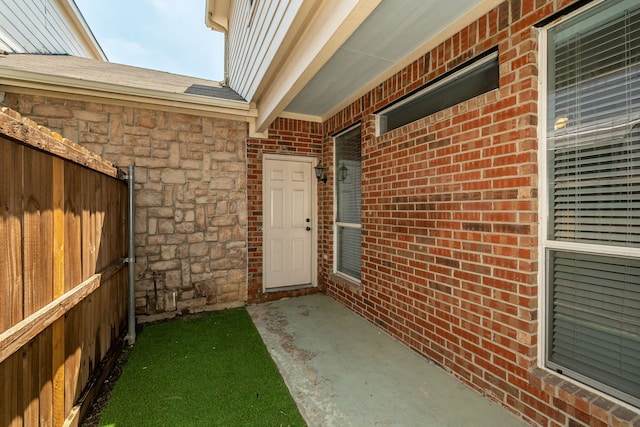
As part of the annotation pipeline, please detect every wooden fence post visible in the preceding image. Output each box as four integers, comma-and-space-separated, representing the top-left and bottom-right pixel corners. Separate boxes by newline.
52, 157, 65, 427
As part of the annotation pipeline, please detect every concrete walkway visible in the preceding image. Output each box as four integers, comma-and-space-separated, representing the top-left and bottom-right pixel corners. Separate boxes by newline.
248, 294, 530, 427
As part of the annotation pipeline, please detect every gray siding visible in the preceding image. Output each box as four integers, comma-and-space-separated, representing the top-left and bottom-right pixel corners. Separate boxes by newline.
0, 0, 101, 58
228, 0, 303, 100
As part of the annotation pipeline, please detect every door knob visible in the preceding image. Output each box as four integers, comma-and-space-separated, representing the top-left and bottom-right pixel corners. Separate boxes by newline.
306, 226, 311, 231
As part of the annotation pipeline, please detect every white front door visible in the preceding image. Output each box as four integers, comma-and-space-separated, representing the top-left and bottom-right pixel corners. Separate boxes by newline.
263, 155, 316, 290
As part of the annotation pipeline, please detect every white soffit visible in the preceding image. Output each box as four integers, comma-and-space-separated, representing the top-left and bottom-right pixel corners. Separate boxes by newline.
284, 0, 485, 117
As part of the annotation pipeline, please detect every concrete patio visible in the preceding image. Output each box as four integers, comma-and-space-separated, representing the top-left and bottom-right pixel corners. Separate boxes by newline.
248, 294, 531, 427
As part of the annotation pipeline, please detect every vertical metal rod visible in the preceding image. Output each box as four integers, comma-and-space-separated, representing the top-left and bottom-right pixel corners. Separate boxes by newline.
126, 164, 136, 344
153, 271, 158, 311
223, 31, 229, 86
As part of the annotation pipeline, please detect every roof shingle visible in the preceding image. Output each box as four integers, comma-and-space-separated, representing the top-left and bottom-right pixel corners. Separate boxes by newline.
0, 54, 245, 102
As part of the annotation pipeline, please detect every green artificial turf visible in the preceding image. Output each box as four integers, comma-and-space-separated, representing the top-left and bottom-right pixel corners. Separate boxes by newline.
98, 308, 306, 427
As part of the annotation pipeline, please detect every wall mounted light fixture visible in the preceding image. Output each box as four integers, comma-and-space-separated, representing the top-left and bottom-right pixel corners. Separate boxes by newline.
338, 164, 348, 182
314, 164, 327, 183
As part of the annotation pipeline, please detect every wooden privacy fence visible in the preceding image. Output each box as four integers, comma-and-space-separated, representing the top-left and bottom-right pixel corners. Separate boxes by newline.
0, 108, 129, 426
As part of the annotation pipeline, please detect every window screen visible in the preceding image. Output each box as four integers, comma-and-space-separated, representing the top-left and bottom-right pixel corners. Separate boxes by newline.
545, 0, 640, 406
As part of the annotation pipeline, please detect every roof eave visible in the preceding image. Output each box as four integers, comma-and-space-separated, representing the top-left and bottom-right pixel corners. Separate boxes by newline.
250, 0, 382, 134
316, 0, 506, 123
0, 68, 265, 135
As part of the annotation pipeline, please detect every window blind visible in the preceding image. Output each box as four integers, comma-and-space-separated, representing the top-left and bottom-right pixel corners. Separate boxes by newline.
551, 134, 640, 245
545, 0, 640, 406
547, 2, 640, 247
337, 226, 361, 279
548, 251, 640, 403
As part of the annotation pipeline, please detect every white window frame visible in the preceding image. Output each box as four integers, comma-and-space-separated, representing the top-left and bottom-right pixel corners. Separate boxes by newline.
538, 0, 640, 408
333, 124, 362, 283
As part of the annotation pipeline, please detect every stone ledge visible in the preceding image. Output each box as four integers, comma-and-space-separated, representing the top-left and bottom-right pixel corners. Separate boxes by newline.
329, 273, 362, 294
530, 368, 640, 427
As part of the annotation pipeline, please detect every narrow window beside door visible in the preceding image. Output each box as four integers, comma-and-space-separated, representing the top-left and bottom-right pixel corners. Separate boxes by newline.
335, 125, 362, 281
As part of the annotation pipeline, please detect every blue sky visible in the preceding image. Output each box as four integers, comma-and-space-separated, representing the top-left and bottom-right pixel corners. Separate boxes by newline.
75, 0, 225, 81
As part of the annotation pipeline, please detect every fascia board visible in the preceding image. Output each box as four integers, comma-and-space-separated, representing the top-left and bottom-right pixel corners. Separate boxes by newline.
278, 111, 322, 123
0, 68, 253, 115
205, 0, 231, 32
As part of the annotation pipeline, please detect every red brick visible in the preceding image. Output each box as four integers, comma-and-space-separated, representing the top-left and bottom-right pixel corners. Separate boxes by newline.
316, 0, 640, 426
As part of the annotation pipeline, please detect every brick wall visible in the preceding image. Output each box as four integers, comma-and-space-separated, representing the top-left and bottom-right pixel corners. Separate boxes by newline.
246, 117, 323, 303
319, 1, 639, 426
3, 93, 248, 322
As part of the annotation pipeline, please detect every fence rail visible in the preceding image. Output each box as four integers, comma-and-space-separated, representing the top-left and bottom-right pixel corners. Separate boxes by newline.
0, 108, 129, 427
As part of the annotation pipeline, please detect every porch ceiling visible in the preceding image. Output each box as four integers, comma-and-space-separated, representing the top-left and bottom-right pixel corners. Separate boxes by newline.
281, 0, 495, 122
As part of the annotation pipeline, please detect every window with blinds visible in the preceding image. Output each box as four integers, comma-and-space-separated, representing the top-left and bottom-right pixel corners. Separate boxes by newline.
335, 125, 362, 280
544, 0, 640, 407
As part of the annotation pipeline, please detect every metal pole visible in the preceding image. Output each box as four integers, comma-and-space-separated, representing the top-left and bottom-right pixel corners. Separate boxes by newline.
126, 164, 136, 344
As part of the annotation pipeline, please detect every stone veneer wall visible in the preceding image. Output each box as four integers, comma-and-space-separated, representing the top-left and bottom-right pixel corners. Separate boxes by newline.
3, 93, 248, 322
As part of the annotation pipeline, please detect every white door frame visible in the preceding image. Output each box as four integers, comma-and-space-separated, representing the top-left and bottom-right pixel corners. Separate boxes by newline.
262, 153, 318, 291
